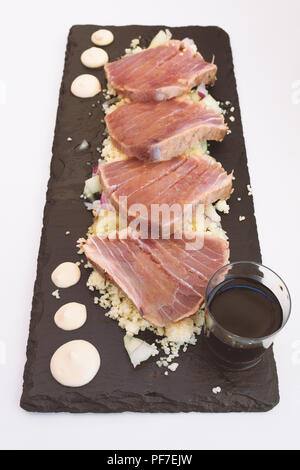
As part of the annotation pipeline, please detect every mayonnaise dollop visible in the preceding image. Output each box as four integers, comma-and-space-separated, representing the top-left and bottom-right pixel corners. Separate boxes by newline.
70, 74, 101, 98
81, 47, 108, 68
50, 340, 101, 387
91, 29, 114, 46
54, 302, 87, 331
51, 262, 81, 288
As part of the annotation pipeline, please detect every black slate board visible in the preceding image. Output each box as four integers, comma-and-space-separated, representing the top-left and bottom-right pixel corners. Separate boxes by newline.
20, 25, 279, 413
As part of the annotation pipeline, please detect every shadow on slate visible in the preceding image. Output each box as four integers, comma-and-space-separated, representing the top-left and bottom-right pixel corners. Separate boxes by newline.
20, 25, 279, 413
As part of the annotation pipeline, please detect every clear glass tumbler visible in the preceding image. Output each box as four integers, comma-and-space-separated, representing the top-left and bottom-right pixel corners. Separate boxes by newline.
204, 261, 291, 370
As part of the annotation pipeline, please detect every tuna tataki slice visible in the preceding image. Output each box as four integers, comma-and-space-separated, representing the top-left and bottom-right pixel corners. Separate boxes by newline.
105, 98, 228, 161
104, 40, 217, 102
83, 231, 229, 327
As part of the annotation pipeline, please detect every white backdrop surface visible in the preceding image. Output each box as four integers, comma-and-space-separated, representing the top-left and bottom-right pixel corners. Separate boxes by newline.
0, 0, 299, 450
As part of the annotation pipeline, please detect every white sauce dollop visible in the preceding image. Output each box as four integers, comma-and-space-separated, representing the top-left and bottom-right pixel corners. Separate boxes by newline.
70, 74, 101, 98
54, 302, 87, 331
81, 47, 108, 68
50, 340, 101, 387
51, 262, 81, 288
91, 29, 114, 46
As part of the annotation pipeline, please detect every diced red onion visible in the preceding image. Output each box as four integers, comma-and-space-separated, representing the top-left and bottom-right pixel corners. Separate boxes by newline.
99, 192, 114, 211
197, 83, 208, 99
92, 165, 98, 176
99, 192, 107, 209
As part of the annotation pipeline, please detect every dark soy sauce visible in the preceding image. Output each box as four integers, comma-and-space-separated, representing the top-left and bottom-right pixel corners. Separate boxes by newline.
205, 277, 283, 369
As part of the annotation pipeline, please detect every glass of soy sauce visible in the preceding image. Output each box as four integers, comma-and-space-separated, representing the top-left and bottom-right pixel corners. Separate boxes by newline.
204, 261, 291, 370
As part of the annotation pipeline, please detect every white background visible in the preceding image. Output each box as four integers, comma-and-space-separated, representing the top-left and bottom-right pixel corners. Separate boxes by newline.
0, 0, 299, 451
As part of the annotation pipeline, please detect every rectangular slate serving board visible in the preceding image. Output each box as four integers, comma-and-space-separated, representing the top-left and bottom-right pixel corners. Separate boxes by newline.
20, 25, 279, 413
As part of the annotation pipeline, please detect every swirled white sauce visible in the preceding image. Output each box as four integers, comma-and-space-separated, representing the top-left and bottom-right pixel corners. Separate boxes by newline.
54, 302, 87, 331
51, 262, 81, 288
70, 74, 101, 98
91, 29, 114, 46
50, 340, 101, 387
81, 47, 108, 68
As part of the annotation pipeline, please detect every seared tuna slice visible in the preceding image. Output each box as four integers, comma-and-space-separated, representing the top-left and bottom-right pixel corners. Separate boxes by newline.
99, 154, 232, 234
105, 98, 228, 161
105, 40, 217, 102
83, 231, 229, 327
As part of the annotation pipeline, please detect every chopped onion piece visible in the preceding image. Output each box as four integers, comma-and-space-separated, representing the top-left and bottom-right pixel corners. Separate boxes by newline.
205, 204, 221, 223
201, 94, 223, 114
97, 192, 114, 211
84, 202, 93, 211
84, 200, 100, 212
182, 37, 197, 54
149, 30, 170, 49
124, 335, 158, 368
76, 139, 90, 152
83, 174, 102, 200
92, 200, 101, 213
196, 83, 208, 99
165, 29, 172, 40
